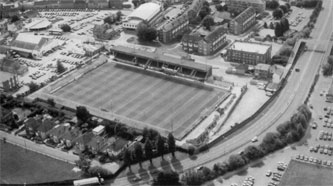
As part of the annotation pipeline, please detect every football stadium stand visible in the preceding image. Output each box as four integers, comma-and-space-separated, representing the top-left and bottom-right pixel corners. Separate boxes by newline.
109, 45, 212, 81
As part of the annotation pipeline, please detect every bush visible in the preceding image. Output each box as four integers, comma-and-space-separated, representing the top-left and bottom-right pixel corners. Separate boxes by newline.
136, 21, 157, 42
88, 166, 113, 178
61, 24, 71, 32
188, 146, 196, 155
228, 154, 247, 171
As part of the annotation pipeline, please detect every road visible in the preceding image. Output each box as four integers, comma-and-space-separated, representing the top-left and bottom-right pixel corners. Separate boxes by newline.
111, 1, 333, 185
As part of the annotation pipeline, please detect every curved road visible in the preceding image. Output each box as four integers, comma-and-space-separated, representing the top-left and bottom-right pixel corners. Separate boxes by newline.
112, 1, 333, 185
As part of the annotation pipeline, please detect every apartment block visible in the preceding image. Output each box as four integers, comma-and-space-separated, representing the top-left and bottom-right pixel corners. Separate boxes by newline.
229, 7, 256, 35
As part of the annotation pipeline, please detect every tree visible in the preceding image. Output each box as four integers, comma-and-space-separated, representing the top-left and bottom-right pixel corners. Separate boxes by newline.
199, 5, 211, 19
153, 170, 181, 186
157, 135, 165, 159
61, 24, 71, 32
228, 154, 246, 170
243, 145, 264, 160
263, 22, 268, 28
215, 4, 223, 12
279, 5, 288, 14
269, 22, 275, 29
134, 143, 143, 167
75, 155, 90, 173
276, 121, 291, 136
144, 139, 153, 164
266, 1, 279, 9
11, 15, 20, 23
104, 16, 115, 24
167, 133, 176, 157
47, 98, 56, 107
273, 8, 283, 19
20, 5, 25, 13
123, 149, 132, 170
116, 11, 122, 21
27, 82, 40, 93
280, 18, 290, 32
181, 169, 204, 186
322, 63, 333, 76
76, 106, 91, 123
274, 22, 283, 37
213, 162, 229, 176
56, 61, 66, 74
202, 16, 214, 30
189, 16, 202, 25
285, 3, 291, 10
203, 1, 210, 7
88, 166, 112, 178
279, 46, 293, 57
136, 22, 157, 42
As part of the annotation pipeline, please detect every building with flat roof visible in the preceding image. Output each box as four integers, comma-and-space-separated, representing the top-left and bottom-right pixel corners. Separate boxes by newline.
157, 6, 189, 43
182, 26, 228, 55
227, 41, 272, 65
229, 7, 256, 35
226, 0, 265, 14
122, 3, 162, 30
24, 18, 52, 31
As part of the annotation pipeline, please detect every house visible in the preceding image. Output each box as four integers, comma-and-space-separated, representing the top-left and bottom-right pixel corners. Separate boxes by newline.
86, 136, 107, 154
229, 7, 256, 35
36, 119, 56, 140
198, 26, 228, 55
226, 0, 265, 14
47, 123, 71, 143
181, 33, 201, 53
25, 118, 42, 137
0, 57, 29, 75
74, 131, 94, 152
254, 63, 272, 79
60, 127, 82, 148
182, 26, 228, 55
158, 14, 189, 43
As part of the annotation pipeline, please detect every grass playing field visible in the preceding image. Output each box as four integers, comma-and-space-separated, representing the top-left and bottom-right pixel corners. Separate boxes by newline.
279, 159, 333, 186
52, 62, 228, 139
0, 142, 81, 184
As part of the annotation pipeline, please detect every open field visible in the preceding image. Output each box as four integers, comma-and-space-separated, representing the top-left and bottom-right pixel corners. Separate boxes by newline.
279, 159, 333, 186
52, 62, 228, 139
0, 142, 81, 184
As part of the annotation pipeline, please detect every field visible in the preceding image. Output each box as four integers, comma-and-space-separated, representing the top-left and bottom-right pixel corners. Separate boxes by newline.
0, 142, 81, 184
52, 62, 228, 139
279, 160, 333, 186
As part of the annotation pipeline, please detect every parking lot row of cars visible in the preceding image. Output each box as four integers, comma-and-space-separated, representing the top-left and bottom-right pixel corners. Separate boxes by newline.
295, 154, 333, 167
16, 58, 42, 68
29, 71, 46, 80
230, 176, 255, 186
42, 12, 80, 18
318, 131, 333, 141
54, 36, 69, 41
265, 162, 287, 186
38, 8, 96, 13
310, 144, 333, 156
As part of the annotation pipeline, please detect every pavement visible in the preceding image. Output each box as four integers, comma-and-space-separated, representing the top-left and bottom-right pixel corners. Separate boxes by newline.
109, 0, 333, 185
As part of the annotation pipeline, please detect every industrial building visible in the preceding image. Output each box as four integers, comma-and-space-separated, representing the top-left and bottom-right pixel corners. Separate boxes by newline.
226, 41, 272, 65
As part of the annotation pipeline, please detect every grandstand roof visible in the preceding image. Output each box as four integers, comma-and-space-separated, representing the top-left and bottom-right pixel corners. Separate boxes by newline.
111, 45, 212, 72
128, 3, 161, 21
24, 18, 51, 30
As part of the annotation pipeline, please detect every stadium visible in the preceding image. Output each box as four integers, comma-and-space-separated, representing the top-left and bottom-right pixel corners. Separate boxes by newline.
35, 53, 230, 139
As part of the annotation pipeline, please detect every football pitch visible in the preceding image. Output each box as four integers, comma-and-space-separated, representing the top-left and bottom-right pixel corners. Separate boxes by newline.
52, 62, 229, 139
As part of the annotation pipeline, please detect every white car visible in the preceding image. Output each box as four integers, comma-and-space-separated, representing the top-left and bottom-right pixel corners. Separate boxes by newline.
251, 136, 258, 143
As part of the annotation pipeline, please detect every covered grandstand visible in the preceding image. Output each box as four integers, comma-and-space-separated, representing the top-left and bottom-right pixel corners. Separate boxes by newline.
109, 45, 212, 81
122, 2, 162, 29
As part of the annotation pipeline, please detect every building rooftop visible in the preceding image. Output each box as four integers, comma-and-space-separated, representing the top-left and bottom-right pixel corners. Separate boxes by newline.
255, 63, 271, 71
203, 26, 227, 43
111, 45, 212, 72
233, 7, 256, 23
230, 41, 271, 54
24, 18, 51, 30
128, 2, 161, 21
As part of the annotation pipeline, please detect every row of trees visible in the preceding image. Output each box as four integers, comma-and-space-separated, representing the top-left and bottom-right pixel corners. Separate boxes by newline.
181, 105, 312, 186
103, 11, 122, 25
189, 1, 211, 25
323, 56, 333, 76
274, 18, 290, 37
294, 0, 321, 8
123, 132, 176, 169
